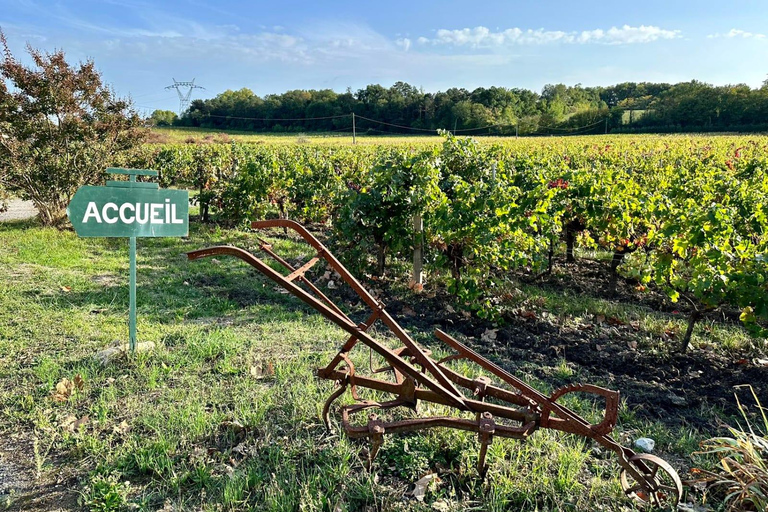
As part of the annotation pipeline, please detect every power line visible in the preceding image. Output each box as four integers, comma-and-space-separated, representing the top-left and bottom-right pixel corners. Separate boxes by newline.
354, 115, 438, 132
185, 111, 610, 137
203, 113, 350, 122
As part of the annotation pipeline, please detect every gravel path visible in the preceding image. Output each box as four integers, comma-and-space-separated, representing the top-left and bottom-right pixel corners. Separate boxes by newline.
0, 199, 37, 222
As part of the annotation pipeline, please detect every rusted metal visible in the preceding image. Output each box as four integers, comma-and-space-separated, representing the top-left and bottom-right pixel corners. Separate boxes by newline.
187, 219, 683, 507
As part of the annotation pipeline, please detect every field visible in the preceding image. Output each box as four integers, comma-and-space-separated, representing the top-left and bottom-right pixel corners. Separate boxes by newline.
149, 126, 442, 146
1, 131, 767, 511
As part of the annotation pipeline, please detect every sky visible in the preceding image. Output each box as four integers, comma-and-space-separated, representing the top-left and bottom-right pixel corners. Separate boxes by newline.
1, 0, 768, 116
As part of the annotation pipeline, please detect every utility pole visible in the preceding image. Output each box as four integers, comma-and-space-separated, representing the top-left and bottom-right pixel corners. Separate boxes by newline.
165, 78, 205, 116
352, 112, 356, 144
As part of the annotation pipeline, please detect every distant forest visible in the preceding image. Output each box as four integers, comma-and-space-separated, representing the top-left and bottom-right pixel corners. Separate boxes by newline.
155, 80, 768, 135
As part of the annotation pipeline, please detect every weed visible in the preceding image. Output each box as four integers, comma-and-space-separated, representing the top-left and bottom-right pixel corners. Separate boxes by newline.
78, 473, 131, 512
693, 385, 768, 511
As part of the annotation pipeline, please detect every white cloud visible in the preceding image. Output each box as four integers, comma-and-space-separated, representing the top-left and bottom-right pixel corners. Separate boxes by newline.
418, 24, 681, 48
396, 37, 411, 51
708, 29, 766, 39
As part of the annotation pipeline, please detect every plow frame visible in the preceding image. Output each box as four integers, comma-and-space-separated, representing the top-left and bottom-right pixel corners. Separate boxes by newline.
187, 219, 683, 507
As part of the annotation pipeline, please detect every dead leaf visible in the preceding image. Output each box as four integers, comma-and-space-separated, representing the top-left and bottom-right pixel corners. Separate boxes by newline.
53, 375, 83, 401
481, 329, 498, 343
113, 420, 131, 435
445, 305, 455, 314
595, 314, 606, 323
402, 306, 416, 317
735, 358, 749, 365
407, 280, 424, 293
59, 414, 77, 431
410, 473, 440, 501
627, 341, 638, 350
60, 285, 71, 292
327, 280, 337, 289
250, 361, 274, 379
520, 310, 537, 320
210, 258, 221, 265
607, 317, 625, 326
60, 414, 88, 432
754, 358, 768, 367
431, 500, 451, 512
595, 344, 603, 351
461, 310, 471, 320
73, 415, 89, 430
53, 378, 73, 401
219, 420, 246, 435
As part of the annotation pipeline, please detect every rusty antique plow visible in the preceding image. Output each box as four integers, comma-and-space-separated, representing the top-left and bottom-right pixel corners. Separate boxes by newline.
187, 219, 683, 507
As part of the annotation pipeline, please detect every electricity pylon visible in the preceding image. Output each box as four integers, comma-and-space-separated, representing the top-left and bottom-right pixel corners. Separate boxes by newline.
165, 78, 205, 115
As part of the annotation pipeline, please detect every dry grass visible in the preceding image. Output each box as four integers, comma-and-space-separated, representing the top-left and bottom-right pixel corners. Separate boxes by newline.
693, 385, 768, 511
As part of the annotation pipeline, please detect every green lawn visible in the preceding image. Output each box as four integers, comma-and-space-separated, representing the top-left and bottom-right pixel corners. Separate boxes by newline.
0, 218, 727, 511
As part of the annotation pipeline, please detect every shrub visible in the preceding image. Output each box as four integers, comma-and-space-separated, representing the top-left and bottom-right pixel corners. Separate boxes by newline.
0, 31, 145, 225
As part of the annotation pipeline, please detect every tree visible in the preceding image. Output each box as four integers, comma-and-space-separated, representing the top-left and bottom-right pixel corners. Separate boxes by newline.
149, 109, 178, 127
0, 32, 145, 225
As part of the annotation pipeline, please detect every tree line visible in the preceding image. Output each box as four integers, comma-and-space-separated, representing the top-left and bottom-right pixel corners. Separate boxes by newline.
151, 79, 768, 135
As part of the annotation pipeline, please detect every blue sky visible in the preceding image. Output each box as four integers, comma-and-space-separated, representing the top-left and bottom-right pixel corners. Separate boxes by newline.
2, 0, 768, 115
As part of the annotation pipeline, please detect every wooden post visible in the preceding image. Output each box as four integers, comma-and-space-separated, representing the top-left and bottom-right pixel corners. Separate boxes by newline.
412, 214, 423, 292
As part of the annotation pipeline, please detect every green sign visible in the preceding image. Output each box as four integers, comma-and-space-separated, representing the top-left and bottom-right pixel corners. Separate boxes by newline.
67, 186, 188, 237
67, 168, 189, 353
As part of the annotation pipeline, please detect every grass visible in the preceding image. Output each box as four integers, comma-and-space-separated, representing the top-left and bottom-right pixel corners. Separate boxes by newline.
0, 216, 741, 511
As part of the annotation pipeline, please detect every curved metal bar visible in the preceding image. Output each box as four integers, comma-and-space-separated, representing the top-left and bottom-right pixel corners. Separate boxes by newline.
187, 245, 467, 410
252, 219, 467, 402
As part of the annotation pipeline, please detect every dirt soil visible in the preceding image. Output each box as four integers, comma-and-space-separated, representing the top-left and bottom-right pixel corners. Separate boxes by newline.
357, 257, 767, 433
0, 434, 79, 511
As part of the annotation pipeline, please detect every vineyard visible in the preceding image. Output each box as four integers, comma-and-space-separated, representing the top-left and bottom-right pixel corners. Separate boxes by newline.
119, 133, 768, 350
2, 132, 767, 511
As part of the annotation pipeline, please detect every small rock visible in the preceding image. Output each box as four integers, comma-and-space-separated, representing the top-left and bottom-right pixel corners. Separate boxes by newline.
481, 329, 498, 343
634, 437, 655, 453
95, 342, 156, 366
668, 394, 687, 406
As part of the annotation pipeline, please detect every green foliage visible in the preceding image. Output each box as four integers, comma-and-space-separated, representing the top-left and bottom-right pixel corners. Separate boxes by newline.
79, 473, 131, 512
118, 135, 768, 336
148, 109, 178, 127
335, 146, 440, 274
